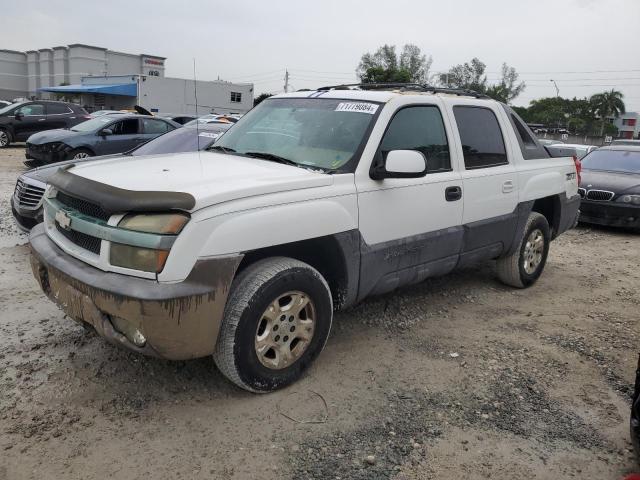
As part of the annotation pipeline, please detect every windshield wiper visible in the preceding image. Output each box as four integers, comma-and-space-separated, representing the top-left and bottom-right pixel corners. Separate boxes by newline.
243, 151, 299, 167
206, 145, 236, 153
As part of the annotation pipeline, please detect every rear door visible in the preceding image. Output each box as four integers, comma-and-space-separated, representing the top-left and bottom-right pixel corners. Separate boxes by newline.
446, 103, 518, 262
96, 118, 142, 155
355, 100, 464, 298
13, 103, 46, 140
44, 102, 74, 130
139, 118, 174, 146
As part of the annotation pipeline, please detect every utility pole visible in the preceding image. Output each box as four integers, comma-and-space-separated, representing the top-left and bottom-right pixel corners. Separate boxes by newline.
284, 69, 290, 93
550, 79, 559, 98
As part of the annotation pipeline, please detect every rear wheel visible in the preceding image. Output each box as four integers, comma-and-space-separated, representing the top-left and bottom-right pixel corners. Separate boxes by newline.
0, 129, 11, 148
213, 257, 333, 392
497, 212, 550, 288
67, 148, 93, 160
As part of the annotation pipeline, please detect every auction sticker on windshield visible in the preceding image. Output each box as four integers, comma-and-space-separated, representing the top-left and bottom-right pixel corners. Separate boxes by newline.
335, 102, 379, 114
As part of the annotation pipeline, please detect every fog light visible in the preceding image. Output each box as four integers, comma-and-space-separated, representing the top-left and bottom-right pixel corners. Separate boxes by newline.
110, 316, 146, 347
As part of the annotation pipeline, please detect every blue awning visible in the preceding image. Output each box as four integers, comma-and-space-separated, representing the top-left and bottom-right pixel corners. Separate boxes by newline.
39, 83, 137, 96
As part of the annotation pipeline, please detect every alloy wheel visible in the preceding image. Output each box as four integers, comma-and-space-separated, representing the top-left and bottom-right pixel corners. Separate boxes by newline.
523, 229, 544, 274
254, 291, 316, 370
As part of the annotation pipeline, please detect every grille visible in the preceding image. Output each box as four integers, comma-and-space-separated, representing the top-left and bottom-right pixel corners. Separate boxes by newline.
578, 188, 586, 198
55, 222, 102, 255
56, 191, 110, 221
15, 179, 45, 208
585, 189, 614, 202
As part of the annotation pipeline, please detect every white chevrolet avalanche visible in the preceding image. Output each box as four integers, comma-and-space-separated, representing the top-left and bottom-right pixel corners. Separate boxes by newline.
29, 85, 581, 392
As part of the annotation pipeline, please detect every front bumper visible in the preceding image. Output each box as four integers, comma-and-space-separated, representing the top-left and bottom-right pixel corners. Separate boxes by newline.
579, 200, 640, 228
25, 143, 65, 165
29, 224, 242, 360
10, 195, 43, 232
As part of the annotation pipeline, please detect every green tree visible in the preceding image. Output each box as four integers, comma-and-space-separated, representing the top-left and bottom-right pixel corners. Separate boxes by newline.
357, 44, 432, 83
438, 57, 487, 92
484, 63, 525, 103
253, 92, 273, 106
589, 89, 625, 136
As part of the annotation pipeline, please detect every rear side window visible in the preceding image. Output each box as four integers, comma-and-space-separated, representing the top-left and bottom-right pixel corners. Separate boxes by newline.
380, 105, 451, 173
453, 106, 508, 169
111, 119, 140, 135
47, 103, 72, 115
142, 118, 171, 134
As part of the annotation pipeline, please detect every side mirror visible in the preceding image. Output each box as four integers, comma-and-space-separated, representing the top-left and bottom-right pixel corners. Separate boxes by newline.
14, 112, 24, 121
371, 150, 427, 180
100, 128, 113, 137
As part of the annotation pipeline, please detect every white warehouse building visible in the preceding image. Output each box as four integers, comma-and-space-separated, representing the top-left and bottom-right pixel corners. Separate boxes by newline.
0, 44, 254, 114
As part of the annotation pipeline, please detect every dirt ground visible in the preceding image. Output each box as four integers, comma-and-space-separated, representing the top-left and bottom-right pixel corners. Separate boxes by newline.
0, 146, 638, 480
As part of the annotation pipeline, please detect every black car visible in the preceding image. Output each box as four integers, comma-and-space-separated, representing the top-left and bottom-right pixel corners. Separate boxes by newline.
578, 145, 640, 230
0, 100, 90, 147
24, 114, 180, 166
11, 122, 231, 231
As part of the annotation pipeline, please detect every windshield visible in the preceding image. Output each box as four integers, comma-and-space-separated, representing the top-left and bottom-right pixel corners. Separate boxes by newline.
581, 149, 640, 173
132, 126, 229, 155
214, 97, 380, 171
71, 116, 117, 132
0, 102, 20, 116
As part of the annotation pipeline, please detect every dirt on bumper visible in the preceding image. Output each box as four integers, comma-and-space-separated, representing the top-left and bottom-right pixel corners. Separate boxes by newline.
29, 223, 242, 360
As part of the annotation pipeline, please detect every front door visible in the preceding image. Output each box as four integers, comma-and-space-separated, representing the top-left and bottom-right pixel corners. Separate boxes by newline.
13, 103, 46, 141
355, 102, 464, 299
96, 118, 142, 155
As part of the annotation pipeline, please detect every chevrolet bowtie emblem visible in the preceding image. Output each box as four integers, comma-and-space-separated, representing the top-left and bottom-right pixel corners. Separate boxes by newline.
55, 209, 71, 230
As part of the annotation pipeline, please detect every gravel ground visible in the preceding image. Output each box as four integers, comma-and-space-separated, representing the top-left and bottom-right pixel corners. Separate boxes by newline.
0, 146, 638, 479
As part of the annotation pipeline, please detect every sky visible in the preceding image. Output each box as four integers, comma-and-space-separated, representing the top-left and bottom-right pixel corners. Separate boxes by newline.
3, 0, 640, 110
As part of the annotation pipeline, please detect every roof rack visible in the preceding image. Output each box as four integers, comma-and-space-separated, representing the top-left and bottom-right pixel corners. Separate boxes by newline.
315, 83, 490, 99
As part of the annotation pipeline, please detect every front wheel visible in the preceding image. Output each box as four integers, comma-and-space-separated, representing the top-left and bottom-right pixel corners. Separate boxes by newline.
67, 148, 93, 160
213, 257, 333, 392
0, 129, 11, 148
497, 212, 550, 288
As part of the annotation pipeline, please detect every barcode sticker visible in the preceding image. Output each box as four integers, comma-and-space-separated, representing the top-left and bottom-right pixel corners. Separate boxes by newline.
335, 102, 379, 114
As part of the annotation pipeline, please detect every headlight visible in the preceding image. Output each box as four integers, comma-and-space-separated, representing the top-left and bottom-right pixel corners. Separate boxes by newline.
118, 213, 189, 234
617, 194, 640, 205
44, 142, 66, 152
109, 213, 189, 272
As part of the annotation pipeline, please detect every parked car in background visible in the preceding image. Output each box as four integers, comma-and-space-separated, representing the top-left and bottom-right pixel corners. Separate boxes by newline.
24, 114, 180, 165
612, 139, 640, 147
557, 143, 597, 159
578, 145, 640, 229
0, 100, 90, 147
12, 122, 231, 231
162, 114, 199, 125
89, 110, 126, 117
538, 138, 563, 146
184, 114, 238, 126
0, 100, 12, 108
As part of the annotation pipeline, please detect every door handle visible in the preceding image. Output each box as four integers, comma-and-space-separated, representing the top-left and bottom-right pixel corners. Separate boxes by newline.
38, 118, 46, 121
502, 180, 514, 193
445, 186, 462, 202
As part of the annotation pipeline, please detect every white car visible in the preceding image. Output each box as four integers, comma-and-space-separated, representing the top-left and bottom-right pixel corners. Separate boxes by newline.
557, 143, 598, 159
29, 85, 581, 392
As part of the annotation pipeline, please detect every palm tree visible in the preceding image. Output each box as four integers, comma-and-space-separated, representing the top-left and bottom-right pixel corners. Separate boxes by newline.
590, 89, 625, 136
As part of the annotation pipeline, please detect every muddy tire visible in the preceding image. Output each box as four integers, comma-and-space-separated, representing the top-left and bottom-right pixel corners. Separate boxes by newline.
497, 212, 550, 288
67, 148, 93, 160
213, 257, 333, 393
0, 128, 11, 148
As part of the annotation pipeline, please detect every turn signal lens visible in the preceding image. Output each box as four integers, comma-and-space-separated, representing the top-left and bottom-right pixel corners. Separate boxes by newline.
110, 243, 170, 273
118, 213, 189, 234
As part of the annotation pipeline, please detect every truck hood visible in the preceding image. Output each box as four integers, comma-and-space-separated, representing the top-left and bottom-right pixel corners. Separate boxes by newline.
68, 151, 333, 210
